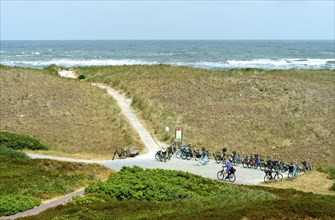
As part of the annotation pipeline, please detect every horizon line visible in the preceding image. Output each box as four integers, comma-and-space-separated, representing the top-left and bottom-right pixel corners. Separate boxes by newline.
1, 39, 334, 41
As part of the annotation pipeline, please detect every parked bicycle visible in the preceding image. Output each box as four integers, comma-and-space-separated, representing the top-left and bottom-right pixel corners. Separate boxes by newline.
263, 169, 283, 183
112, 148, 128, 160
301, 159, 313, 172
288, 162, 299, 180
230, 151, 242, 166
213, 148, 227, 164
196, 150, 210, 166
155, 146, 168, 162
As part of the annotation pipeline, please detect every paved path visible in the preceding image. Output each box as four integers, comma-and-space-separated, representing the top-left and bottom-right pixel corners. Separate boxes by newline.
3, 83, 265, 219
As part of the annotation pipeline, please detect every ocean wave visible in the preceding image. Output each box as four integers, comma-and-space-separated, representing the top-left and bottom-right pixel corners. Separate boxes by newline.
0, 59, 158, 68
1, 58, 334, 70
185, 58, 335, 70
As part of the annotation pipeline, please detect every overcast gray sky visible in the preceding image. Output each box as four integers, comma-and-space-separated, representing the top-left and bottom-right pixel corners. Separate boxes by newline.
1, 0, 334, 40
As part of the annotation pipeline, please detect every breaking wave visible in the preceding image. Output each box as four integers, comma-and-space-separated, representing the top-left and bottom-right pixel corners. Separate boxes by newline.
1, 58, 334, 70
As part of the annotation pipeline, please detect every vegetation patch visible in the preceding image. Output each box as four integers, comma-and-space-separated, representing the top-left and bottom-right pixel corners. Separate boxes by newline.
86, 166, 276, 202
0, 147, 111, 216
0, 131, 49, 150
43, 64, 60, 76
20, 168, 335, 220
0, 145, 28, 158
317, 167, 335, 191
0, 195, 41, 216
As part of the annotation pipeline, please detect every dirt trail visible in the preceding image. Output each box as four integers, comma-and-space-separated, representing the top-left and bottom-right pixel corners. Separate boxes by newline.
94, 83, 161, 157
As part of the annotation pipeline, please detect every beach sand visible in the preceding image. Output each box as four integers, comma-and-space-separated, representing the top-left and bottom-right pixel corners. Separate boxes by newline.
58, 69, 76, 78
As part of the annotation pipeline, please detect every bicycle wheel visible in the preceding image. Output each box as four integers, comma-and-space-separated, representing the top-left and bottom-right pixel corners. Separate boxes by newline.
120, 152, 127, 159
264, 174, 271, 183
217, 171, 224, 180
260, 164, 266, 171
155, 152, 160, 160
275, 173, 283, 181
243, 162, 248, 168
215, 155, 222, 164
281, 167, 288, 173
228, 174, 236, 182
186, 153, 192, 160
181, 153, 187, 160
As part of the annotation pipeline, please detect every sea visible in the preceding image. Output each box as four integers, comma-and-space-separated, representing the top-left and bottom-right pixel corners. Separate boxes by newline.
0, 40, 334, 70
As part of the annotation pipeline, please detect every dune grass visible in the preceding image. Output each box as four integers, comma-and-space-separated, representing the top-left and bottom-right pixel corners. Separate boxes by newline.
77, 65, 335, 167
0, 66, 144, 159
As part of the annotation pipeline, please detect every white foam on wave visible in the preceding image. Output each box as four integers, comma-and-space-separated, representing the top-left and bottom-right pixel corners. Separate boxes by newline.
227, 58, 334, 67
187, 58, 335, 70
1, 59, 158, 68
1, 58, 334, 70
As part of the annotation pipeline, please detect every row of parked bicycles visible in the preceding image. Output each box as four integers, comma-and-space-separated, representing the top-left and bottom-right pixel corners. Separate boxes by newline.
155, 143, 211, 165
213, 148, 314, 183
155, 144, 314, 183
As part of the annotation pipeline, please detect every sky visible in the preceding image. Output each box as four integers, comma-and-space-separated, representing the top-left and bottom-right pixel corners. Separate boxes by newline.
1, 0, 334, 40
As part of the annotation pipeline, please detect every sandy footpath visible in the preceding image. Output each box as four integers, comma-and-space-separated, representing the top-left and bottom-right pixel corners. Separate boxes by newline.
58, 69, 77, 78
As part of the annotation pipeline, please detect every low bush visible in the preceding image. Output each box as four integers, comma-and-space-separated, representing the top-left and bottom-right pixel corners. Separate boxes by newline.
78, 74, 86, 80
43, 64, 59, 76
0, 131, 49, 150
0, 145, 28, 158
86, 166, 276, 202
0, 195, 41, 216
25, 170, 335, 220
316, 167, 335, 191
69, 195, 105, 206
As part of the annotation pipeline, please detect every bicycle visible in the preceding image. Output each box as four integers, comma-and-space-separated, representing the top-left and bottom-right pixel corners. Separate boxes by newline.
112, 148, 128, 160
263, 169, 283, 183
155, 146, 168, 162
217, 166, 236, 182
288, 163, 299, 180
197, 152, 210, 166
214, 148, 227, 164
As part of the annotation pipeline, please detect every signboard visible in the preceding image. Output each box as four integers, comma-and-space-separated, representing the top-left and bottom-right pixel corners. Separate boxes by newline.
175, 128, 183, 140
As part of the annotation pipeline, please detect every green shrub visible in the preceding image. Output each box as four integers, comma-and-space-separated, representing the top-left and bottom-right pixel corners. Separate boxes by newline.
78, 74, 86, 80
0, 195, 41, 216
0, 131, 49, 150
328, 167, 335, 180
43, 64, 59, 75
330, 183, 335, 192
68, 195, 105, 206
86, 166, 276, 202
0, 146, 28, 158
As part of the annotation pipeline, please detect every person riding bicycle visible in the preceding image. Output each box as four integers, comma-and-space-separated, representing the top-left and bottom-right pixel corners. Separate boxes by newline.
224, 159, 232, 178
